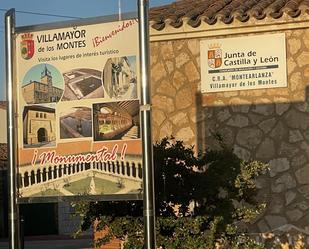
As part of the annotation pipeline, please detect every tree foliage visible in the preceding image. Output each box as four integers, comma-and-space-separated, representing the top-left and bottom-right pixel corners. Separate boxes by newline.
75, 136, 268, 249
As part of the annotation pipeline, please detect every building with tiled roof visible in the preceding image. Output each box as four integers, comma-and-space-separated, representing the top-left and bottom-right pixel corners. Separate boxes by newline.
150, 0, 309, 31
148, 0, 309, 246
1, 0, 309, 244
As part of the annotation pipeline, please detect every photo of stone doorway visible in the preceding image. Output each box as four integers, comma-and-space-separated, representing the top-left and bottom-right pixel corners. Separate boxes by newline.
61, 68, 104, 101
93, 100, 140, 141
60, 107, 92, 139
102, 56, 137, 100
23, 105, 56, 148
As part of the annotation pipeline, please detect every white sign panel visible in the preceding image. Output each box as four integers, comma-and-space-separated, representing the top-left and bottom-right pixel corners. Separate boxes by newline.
15, 19, 143, 199
200, 33, 287, 93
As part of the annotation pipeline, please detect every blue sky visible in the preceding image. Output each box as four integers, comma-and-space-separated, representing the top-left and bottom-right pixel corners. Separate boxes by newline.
0, 0, 175, 100
22, 64, 64, 88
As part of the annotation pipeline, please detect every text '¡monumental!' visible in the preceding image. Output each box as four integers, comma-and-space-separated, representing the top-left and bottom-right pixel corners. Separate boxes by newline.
31, 144, 127, 166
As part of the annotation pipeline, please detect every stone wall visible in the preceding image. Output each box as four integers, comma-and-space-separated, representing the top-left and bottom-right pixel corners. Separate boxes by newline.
58, 202, 83, 235
150, 39, 200, 145
150, 28, 309, 238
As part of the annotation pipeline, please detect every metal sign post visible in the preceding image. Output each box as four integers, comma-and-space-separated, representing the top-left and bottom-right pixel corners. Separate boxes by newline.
138, 1, 156, 248
5, 8, 20, 249
5, 2, 154, 247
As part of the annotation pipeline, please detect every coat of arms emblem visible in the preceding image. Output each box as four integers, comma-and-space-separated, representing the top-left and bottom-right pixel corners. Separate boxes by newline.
208, 44, 222, 69
21, 33, 34, 60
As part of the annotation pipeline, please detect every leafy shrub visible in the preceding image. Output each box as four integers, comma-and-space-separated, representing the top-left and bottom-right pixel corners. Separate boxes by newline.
75, 136, 268, 249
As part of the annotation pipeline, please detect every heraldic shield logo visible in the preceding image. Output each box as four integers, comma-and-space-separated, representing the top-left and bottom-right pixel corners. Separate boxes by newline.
21, 33, 34, 60
208, 44, 222, 69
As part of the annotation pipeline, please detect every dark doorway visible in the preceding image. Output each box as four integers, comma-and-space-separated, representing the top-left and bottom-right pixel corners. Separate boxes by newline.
0, 170, 8, 238
37, 128, 47, 142
19, 203, 58, 236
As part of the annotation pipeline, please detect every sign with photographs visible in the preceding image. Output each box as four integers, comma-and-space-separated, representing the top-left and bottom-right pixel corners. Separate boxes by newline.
200, 33, 287, 93
15, 19, 142, 199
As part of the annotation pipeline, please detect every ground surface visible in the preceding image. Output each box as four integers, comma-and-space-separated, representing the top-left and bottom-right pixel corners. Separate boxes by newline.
0, 237, 92, 249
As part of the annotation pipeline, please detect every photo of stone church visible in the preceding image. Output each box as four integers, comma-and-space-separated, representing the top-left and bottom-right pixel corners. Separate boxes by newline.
23, 105, 56, 148
22, 64, 64, 104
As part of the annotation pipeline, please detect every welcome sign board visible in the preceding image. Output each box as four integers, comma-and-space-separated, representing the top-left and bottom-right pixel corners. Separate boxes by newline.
15, 19, 142, 200
200, 33, 287, 93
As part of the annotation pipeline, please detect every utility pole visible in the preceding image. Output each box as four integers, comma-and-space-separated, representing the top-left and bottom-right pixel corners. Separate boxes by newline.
118, 0, 122, 21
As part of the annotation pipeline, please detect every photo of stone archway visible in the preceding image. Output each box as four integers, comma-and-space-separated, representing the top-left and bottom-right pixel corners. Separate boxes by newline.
23, 105, 56, 148
93, 100, 140, 141
102, 56, 137, 100
61, 68, 104, 101
37, 127, 48, 142
60, 106, 92, 139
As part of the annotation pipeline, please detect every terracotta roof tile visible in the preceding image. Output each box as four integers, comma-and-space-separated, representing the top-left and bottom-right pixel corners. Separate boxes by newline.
284, 0, 303, 17
0, 101, 7, 110
150, 0, 309, 30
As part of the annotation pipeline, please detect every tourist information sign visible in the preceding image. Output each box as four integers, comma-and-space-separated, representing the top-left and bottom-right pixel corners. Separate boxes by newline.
14, 16, 143, 201
7, 2, 156, 248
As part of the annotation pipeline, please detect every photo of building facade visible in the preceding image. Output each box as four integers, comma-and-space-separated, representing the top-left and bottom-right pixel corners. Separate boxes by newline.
23, 105, 56, 147
103, 56, 137, 99
22, 64, 64, 104
93, 100, 140, 141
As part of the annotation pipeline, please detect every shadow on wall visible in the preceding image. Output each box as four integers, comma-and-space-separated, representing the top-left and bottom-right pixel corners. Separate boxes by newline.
195, 85, 309, 247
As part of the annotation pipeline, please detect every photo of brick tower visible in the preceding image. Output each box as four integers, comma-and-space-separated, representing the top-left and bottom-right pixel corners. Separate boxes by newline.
61, 68, 104, 101
93, 100, 140, 141
21, 64, 64, 104
60, 107, 92, 139
102, 56, 137, 100
23, 105, 56, 148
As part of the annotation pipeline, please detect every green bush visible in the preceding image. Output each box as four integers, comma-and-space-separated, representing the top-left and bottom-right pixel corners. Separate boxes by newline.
75, 136, 268, 249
